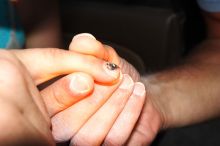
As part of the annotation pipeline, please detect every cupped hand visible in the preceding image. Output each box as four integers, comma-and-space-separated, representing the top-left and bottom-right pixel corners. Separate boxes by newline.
0, 46, 121, 146
68, 33, 164, 145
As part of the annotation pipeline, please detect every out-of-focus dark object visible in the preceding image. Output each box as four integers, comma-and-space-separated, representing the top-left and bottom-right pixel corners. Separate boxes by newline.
61, 0, 184, 72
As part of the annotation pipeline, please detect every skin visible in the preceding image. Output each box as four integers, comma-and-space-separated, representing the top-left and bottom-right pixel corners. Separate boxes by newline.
52, 74, 146, 146
71, 81, 144, 146
11, 0, 220, 145
0, 35, 146, 146
51, 36, 147, 145
0, 48, 122, 146
70, 11, 220, 144
148, 11, 220, 128
0, 50, 54, 146
2, 1, 147, 145
68, 34, 161, 146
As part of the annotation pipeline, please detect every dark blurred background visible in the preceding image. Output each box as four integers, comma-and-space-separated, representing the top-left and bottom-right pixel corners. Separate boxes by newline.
60, 0, 220, 145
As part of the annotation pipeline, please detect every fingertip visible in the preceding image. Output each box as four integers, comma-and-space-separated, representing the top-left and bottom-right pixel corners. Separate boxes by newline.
69, 33, 101, 52
133, 82, 146, 97
72, 33, 96, 41
69, 33, 98, 51
69, 33, 109, 61
41, 72, 95, 117
101, 62, 122, 84
69, 72, 94, 97
119, 74, 134, 90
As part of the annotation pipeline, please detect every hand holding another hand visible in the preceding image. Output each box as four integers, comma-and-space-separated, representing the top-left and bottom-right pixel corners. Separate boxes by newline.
0, 33, 163, 146
0, 46, 120, 146
52, 33, 164, 146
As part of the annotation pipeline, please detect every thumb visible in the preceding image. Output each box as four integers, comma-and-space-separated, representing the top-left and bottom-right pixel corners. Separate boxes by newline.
10, 48, 120, 85
68, 33, 140, 81
69, 33, 120, 65
40, 72, 94, 117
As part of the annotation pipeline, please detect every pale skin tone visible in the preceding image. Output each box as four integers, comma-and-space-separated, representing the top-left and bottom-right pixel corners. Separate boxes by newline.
64, 34, 161, 146
0, 46, 146, 146
0, 47, 125, 146
51, 35, 146, 146
4, 0, 220, 145
1, 5, 147, 144
2, 1, 147, 146
65, 10, 220, 146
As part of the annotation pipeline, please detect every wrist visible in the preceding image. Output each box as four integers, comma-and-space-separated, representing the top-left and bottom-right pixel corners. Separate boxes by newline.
141, 66, 192, 130
140, 74, 171, 130
142, 60, 220, 130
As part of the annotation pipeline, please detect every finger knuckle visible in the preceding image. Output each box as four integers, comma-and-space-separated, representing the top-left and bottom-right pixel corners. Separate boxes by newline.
87, 55, 101, 64
71, 137, 97, 146
50, 84, 68, 109
44, 48, 65, 61
84, 56, 103, 71
103, 137, 123, 146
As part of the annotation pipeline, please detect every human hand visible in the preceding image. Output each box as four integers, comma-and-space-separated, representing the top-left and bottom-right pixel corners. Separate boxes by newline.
11, 48, 120, 116
48, 34, 147, 146
52, 73, 146, 146
69, 33, 140, 82
68, 33, 164, 145
0, 47, 121, 146
0, 50, 54, 146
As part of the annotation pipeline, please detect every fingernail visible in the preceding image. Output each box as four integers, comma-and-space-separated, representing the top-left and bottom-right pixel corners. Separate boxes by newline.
72, 33, 96, 41
103, 62, 120, 79
69, 75, 90, 94
133, 82, 146, 96
119, 74, 134, 89
106, 62, 119, 70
